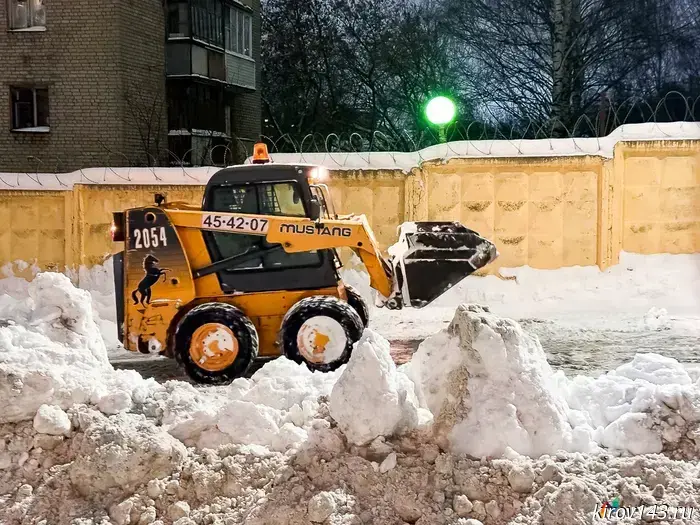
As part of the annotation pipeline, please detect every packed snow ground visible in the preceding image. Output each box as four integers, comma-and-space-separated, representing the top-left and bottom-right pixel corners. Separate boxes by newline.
1, 270, 699, 524
5, 249, 697, 371
343, 251, 700, 340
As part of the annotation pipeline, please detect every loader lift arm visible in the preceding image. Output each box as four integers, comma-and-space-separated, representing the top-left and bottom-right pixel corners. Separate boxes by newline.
164, 208, 498, 309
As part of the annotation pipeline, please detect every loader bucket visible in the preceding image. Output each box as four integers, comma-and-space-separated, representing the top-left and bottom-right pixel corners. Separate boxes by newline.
391, 222, 498, 308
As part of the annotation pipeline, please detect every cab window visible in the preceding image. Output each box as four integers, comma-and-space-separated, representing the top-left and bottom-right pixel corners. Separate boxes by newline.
208, 182, 321, 270
211, 181, 306, 217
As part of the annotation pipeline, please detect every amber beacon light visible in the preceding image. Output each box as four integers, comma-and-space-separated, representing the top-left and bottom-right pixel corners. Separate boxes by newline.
252, 143, 271, 164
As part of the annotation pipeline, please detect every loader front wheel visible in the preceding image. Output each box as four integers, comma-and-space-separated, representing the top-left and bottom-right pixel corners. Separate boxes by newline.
280, 296, 363, 373
344, 285, 370, 328
174, 303, 258, 385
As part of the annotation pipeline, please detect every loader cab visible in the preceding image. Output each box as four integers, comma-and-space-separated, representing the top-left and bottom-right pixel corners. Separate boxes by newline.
200, 162, 342, 294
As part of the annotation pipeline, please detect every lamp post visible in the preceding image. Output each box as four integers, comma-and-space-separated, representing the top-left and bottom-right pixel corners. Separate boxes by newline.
425, 96, 457, 143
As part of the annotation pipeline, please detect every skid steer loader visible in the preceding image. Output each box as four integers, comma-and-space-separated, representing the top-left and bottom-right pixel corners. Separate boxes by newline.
110, 144, 498, 384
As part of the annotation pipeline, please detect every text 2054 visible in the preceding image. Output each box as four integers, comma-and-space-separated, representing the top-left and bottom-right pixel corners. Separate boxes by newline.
133, 227, 168, 249
202, 214, 269, 234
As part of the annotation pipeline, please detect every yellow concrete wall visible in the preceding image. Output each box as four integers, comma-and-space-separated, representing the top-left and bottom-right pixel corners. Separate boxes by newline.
0, 139, 697, 278
0, 191, 67, 277
414, 157, 602, 270
618, 141, 700, 255
326, 169, 406, 251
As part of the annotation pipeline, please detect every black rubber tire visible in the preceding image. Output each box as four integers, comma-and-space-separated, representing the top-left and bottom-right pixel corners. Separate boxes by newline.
344, 285, 370, 328
280, 296, 364, 373
174, 303, 258, 385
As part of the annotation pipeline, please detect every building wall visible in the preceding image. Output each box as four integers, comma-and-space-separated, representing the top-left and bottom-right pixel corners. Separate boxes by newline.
0, 140, 697, 280
0, 0, 123, 172
0, 0, 167, 173
118, 0, 168, 166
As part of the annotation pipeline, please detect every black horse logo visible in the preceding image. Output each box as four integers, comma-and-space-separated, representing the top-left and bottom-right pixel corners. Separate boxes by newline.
132, 254, 170, 306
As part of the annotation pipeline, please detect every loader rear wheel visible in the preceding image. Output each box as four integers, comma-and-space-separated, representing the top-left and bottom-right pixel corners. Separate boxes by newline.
344, 285, 370, 328
280, 296, 363, 373
174, 303, 258, 385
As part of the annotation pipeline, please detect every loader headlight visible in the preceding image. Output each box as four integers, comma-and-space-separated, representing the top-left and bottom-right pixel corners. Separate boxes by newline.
111, 212, 125, 242
309, 167, 329, 183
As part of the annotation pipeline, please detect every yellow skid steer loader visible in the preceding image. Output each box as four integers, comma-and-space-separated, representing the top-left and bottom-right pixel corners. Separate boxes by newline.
110, 144, 498, 384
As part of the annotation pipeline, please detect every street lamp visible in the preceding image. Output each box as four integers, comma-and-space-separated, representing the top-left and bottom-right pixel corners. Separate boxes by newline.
425, 96, 456, 143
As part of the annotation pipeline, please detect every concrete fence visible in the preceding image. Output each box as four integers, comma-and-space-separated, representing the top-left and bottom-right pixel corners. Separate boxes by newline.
0, 139, 698, 280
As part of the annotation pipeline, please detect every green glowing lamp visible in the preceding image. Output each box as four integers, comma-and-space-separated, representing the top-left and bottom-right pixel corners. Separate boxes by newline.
425, 96, 456, 142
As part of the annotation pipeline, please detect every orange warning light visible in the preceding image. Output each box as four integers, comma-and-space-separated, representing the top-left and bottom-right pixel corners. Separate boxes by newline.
252, 142, 271, 164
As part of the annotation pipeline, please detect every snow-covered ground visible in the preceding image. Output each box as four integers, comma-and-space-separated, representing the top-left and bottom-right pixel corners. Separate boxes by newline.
4, 251, 699, 378
0, 252, 699, 524
347, 251, 700, 338
347, 251, 700, 376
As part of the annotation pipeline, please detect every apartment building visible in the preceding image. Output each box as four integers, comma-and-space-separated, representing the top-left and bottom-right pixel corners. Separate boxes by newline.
0, 0, 261, 172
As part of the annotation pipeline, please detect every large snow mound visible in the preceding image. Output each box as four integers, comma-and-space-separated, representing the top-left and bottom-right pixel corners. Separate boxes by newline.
0, 271, 344, 452
0, 272, 151, 424
404, 304, 700, 459
1, 271, 700, 524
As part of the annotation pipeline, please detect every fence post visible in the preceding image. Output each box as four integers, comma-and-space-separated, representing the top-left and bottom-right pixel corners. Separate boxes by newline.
597, 151, 624, 270
405, 166, 429, 222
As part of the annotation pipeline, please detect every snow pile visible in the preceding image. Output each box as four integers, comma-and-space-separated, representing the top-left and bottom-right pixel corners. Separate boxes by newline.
404, 304, 597, 457
3, 411, 700, 525
0, 271, 341, 453
329, 330, 432, 445
2, 259, 122, 357
404, 304, 700, 459
0, 272, 153, 424
1, 270, 700, 523
560, 353, 700, 458
149, 358, 344, 452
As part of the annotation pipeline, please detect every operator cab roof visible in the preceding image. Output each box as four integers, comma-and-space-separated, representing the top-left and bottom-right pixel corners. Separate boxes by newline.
207, 163, 316, 187
205, 142, 327, 189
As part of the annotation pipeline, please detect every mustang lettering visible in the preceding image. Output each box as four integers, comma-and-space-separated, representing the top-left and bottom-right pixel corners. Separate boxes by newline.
279, 223, 353, 237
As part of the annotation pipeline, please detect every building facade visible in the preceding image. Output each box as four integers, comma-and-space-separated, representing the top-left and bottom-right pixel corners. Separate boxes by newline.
0, 0, 261, 172
165, 0, 261, 166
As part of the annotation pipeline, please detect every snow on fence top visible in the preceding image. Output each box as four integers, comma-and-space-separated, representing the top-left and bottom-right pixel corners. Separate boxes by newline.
1, 121, 698, 191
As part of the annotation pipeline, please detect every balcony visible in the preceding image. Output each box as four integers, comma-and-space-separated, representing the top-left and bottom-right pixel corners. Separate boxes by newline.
166, 0, 256, 91
166, 41, 255, 91
225, 52, 255, 90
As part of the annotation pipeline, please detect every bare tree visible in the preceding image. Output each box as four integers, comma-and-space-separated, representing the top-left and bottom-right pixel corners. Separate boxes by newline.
444, 0, 694, 133
124, 83, 167, 166
261, 0, 473, 148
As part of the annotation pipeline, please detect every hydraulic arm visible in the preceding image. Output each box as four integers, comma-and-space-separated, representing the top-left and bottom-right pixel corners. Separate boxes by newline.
164, 208, 499, 309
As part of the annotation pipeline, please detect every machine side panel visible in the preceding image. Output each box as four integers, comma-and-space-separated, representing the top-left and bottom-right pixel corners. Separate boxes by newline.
123, 207, 195, 354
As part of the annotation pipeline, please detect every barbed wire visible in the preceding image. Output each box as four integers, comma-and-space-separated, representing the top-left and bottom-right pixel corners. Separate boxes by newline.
0, 92, 698, 189
259, 92, 700, 154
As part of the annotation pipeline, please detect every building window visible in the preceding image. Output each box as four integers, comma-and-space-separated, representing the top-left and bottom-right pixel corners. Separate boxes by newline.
191, 0, 223, 48
8, 0, 46, 30
11, 87, 49, 131
167, 0, 189, 37
225, 7, 252, 57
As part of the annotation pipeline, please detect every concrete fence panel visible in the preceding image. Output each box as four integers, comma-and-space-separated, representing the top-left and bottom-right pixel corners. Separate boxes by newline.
0, 138, 697, 279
